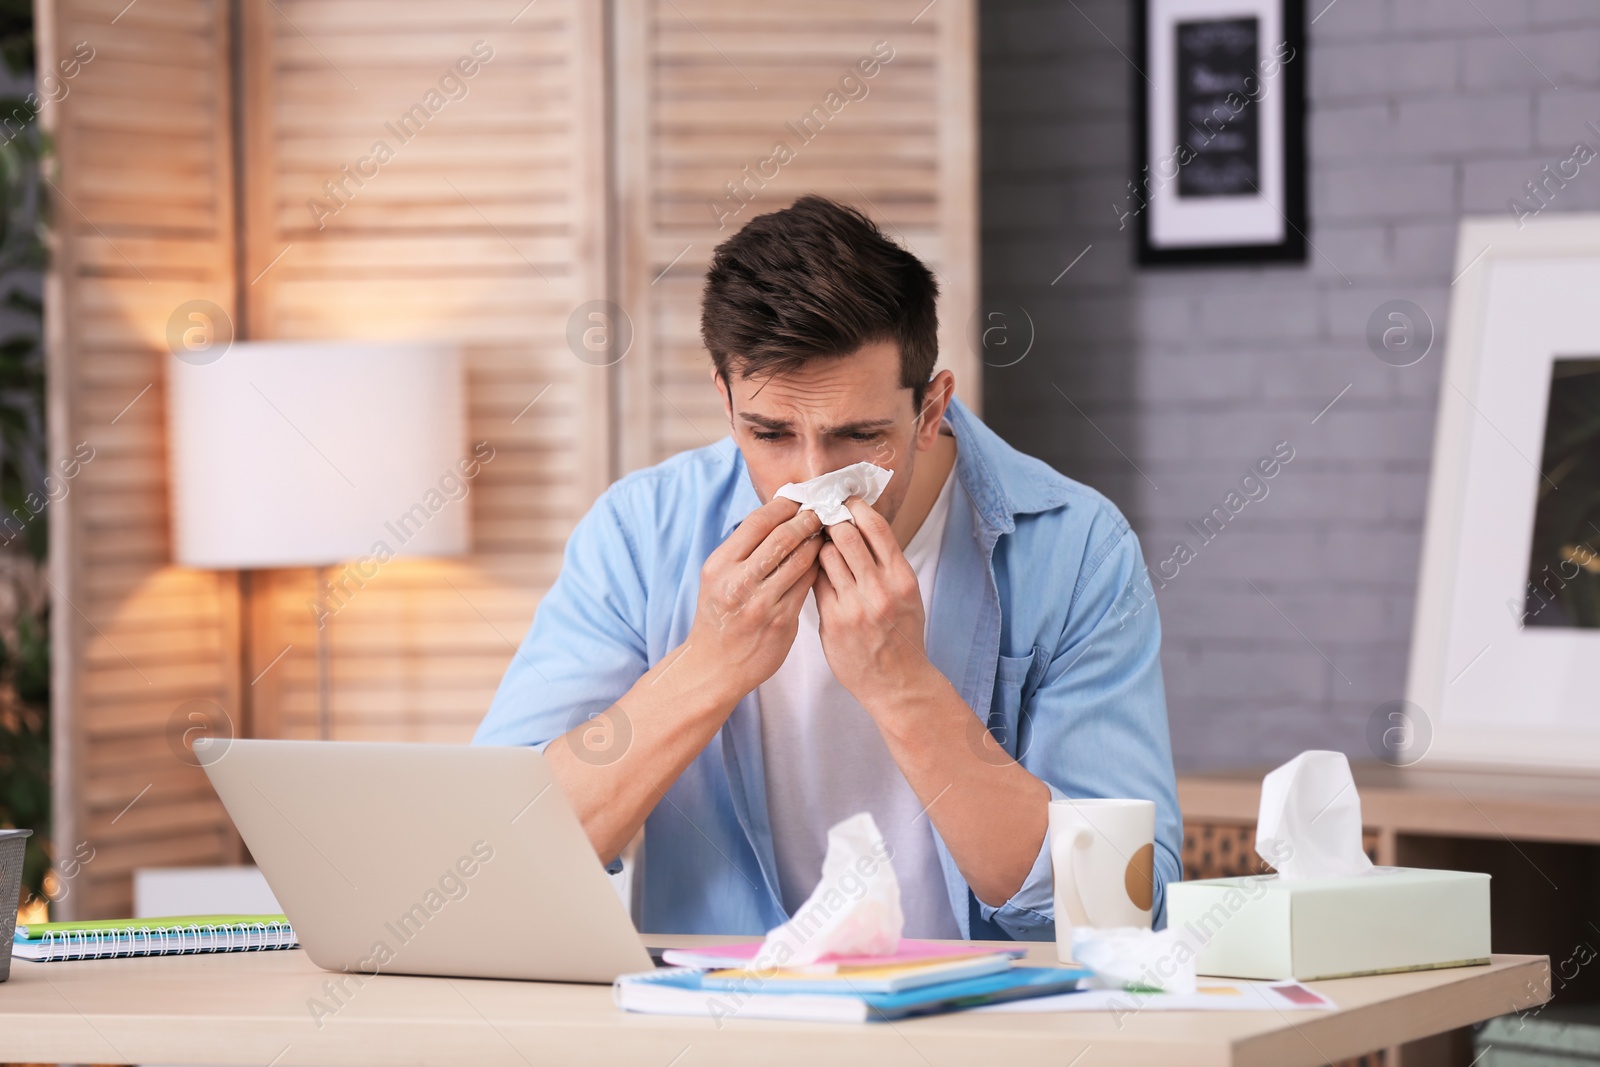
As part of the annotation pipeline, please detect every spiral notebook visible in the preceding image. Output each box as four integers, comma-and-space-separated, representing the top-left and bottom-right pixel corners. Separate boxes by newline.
13, 914, 299, 962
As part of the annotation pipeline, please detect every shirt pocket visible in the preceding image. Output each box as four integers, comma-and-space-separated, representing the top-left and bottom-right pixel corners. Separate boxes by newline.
985, 646, 1044, 760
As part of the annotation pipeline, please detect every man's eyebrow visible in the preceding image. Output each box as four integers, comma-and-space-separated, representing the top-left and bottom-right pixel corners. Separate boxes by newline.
736, 412, 897, 434
825, 418, 897, 435
737, 411, 791, 431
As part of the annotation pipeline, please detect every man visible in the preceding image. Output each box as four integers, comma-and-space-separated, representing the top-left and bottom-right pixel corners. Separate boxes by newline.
475, 195, 1182, 941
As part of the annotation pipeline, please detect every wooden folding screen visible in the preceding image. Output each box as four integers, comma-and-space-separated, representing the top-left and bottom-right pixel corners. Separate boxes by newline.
231, 0, 610, 746
613, 0, 979, 469
43, 0, 244, 921
42, 0, 974, 919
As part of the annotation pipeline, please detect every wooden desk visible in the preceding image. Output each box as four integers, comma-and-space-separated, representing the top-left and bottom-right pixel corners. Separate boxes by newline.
0, 935, 1549, 1067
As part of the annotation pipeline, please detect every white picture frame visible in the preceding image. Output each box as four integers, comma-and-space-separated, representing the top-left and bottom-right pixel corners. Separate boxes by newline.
1408, 214, 1600, 771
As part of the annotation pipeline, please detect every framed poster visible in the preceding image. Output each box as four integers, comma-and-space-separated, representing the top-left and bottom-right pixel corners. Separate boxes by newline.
1407, 215, 1600, 771
1132, 0, 1306, 265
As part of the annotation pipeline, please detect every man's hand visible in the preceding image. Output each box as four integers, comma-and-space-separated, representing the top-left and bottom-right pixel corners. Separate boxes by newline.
682, 497, 823, 703
544, 498, 818, 867
813, 496, 935, 712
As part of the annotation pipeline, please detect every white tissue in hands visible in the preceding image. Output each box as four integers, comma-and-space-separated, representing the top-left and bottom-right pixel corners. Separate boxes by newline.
1255, 750, 1375, 881
774, 461, 893, 526
757, 812, 904, 966
1071, 926, 1198, 994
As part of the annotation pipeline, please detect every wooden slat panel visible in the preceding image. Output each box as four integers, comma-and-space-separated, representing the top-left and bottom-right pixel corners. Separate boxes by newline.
615, 0, 979, 471
241, 0, 608, 746
44, 0, 243, 919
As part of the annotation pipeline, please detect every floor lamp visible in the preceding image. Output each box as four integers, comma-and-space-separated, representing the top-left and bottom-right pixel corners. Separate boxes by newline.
166, 340, 467, 740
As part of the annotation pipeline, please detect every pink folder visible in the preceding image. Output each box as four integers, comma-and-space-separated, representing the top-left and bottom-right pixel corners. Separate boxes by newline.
659, 938, 1028, 972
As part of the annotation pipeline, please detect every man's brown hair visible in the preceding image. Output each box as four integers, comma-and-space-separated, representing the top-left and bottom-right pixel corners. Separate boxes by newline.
701, 195, 939, 410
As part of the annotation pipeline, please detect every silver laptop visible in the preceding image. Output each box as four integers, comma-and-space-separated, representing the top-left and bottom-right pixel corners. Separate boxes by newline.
195, 738, 654, 983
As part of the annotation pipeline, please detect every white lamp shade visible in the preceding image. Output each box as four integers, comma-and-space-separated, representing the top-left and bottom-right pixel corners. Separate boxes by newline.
167, 340, 469, 569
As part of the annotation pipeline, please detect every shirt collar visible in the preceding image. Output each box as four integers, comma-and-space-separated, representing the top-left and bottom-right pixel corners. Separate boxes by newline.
943, 395, 1074, 537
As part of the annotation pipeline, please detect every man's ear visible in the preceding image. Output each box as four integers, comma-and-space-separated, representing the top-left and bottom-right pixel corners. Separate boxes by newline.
915, 370, 956, 451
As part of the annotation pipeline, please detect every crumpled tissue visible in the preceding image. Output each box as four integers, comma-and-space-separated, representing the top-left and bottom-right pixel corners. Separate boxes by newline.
757, 811, 904, 966
1071, 925, 1198, 994
774, 461, 893, 526
1255, 749, 1375, 881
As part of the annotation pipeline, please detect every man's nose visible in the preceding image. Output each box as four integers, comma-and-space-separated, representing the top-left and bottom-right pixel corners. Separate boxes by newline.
800, 440, 835, 480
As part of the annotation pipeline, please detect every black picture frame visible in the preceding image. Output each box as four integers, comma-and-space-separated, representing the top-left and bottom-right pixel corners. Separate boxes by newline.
1132, 0, 1307, 266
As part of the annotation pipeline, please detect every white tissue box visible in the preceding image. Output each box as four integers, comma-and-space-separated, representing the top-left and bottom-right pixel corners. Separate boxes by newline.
1167, 867, 1491, 981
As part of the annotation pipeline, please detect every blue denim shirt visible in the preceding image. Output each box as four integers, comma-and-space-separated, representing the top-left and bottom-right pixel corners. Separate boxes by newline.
474, 397, 1183, 941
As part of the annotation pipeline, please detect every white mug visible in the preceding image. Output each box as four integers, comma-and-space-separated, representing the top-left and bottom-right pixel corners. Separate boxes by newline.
1048, 798, 1157, 963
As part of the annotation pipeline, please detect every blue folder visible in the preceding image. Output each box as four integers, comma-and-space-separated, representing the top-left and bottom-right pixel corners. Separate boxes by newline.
614, 964, 1092, 1023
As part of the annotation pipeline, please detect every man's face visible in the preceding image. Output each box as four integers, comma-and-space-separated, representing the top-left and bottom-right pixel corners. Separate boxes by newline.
713, 339, 951, 526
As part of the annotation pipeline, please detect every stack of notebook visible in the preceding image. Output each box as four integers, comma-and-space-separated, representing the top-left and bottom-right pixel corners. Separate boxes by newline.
13, 914, 299, 962
616, 939, 1090, 1022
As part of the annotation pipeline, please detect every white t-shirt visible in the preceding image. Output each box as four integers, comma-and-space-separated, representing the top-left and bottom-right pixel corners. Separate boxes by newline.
757, 457, 965, 939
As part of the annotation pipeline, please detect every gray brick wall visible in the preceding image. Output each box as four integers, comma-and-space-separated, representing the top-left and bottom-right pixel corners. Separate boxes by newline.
979, 0, 1600, 770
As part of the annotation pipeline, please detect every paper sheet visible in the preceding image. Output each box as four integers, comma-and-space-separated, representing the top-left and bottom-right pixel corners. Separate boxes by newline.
1257, 750, 1375, 881
755, 812, 903, 965
970, 979, 1337, 1014
773, 462, 892, 525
